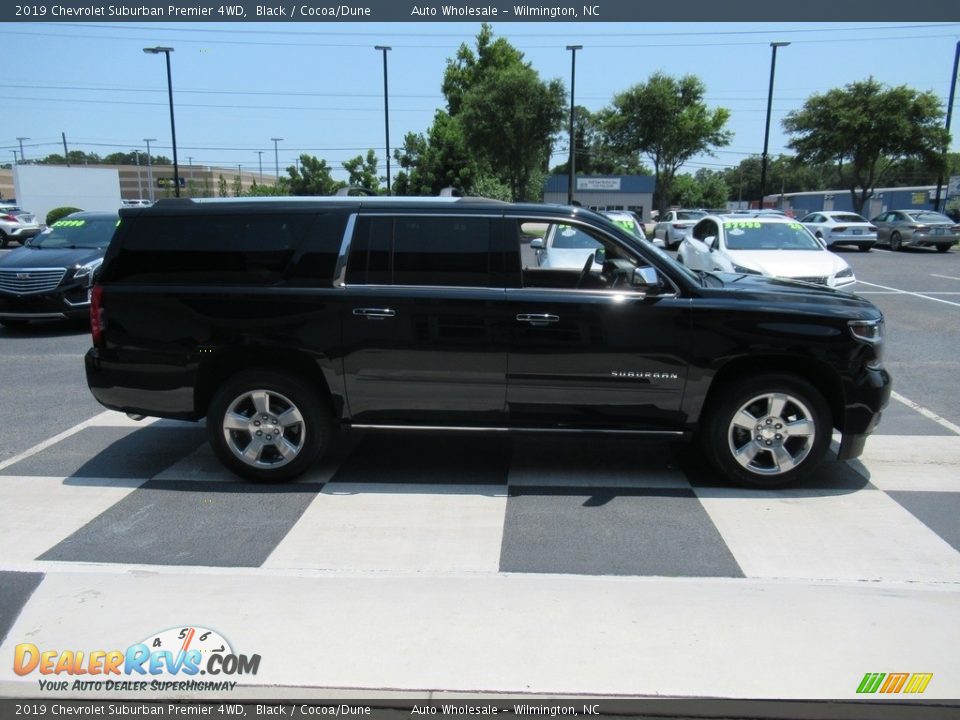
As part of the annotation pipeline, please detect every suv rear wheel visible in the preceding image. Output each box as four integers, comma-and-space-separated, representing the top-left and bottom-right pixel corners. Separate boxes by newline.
702, 374, 831, 488
207, 369, 331, 482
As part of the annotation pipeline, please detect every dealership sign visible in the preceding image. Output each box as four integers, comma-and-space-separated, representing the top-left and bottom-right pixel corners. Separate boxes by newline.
577, 178, 622, 191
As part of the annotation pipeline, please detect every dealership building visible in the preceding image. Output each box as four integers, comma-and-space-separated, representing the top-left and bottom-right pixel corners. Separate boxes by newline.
763, 185, 958, 219
543, 175, 657, 221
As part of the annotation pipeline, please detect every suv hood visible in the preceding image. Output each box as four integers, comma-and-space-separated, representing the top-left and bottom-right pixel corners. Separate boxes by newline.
0, 245, 104, 269
700, 271, 878, 318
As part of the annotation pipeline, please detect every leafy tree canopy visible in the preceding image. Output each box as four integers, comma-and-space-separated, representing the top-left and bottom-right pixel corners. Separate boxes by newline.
602, 72, 732, 214
286, 154, 345, 196
342, 149, 381, 192
783, 77, 948, 214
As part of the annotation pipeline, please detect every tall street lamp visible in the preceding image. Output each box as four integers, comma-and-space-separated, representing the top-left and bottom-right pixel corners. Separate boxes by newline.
375, 45, 392, 194
16, 137, 29, 163
759, 41, 789, 209
143, 46, 180, 198
271, 137, 283, 183
934, 40, 960, 213
144, 138, 157, 202
256, 151, 264, 183
566, 45, 582, 206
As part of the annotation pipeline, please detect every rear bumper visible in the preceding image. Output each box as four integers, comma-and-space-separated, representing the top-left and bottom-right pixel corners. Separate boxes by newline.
85, 347, 200, 420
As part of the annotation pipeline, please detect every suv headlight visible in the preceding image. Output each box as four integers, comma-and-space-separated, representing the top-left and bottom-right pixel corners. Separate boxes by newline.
732, 263, 762, 275
835, 267, 854, 279
73, 258, 103, 287
849, 319, 884, 369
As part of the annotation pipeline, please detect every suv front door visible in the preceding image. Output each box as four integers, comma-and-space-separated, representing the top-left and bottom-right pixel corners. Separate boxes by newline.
504, 216, 689, 430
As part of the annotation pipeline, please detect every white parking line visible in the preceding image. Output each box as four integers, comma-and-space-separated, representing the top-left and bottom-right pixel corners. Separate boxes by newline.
854, 280, 960, 308
931, 274, 960, 282
0, 411, 124, 473
891, 391, 960, 436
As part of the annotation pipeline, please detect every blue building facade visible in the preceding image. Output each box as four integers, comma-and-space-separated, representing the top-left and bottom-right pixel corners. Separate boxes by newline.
765, 186, 943, 219
543, 175, 657, 221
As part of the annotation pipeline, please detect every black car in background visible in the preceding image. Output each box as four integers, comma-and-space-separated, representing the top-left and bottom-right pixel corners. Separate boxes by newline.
0, 211, 118, 328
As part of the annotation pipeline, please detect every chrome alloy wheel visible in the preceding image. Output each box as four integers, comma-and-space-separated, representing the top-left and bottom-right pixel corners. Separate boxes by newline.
222, 389, 306, 469
727, 392, 816, 476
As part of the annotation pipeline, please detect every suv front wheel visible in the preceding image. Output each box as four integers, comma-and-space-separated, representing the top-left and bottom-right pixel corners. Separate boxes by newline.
702, 374, 831, 488
207, 369, 331, 482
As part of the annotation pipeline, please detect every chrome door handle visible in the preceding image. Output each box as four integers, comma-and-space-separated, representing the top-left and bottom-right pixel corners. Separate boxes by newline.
516, 313, 559, 326
353, 307, 396, 319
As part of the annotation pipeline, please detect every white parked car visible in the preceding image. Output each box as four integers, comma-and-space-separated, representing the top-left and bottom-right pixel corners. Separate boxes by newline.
677, 214, 856, 288
599, 210, 665, 248
530, 222, 605, 271
0, 204, 42, 249
652, 209, 707, 249
799, 211, 877, 252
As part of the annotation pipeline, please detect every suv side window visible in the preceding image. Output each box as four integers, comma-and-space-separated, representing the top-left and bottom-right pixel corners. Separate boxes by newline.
346, 215, 493, 288
692, 219, 718, 241
106, 213, 311, 285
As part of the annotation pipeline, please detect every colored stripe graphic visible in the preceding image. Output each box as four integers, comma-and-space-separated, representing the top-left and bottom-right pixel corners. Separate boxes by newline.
880, 673, 909, 693
904, 674, 934, 694
857, 673, 885, 694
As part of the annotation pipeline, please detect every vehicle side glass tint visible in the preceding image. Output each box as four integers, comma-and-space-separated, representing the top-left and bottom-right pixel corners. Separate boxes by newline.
346, 216, 392, 285
393, 217, 491, 287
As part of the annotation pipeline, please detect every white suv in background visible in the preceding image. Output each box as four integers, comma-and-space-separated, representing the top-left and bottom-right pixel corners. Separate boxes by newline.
0, 204, 42, 249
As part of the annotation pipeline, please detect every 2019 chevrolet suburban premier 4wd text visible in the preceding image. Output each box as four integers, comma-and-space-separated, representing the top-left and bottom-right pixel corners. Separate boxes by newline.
84, 197, 890, 488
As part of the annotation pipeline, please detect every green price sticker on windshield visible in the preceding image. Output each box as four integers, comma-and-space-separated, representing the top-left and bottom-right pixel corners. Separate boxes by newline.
723, 221, 761, 229
52, 219, 86, 228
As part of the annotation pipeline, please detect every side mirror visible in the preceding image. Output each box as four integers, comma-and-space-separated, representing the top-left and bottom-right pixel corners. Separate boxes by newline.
530, 237, 544, 250
704, 236, 717, 251
594, 247, 606, 265
631, 266, 660, 292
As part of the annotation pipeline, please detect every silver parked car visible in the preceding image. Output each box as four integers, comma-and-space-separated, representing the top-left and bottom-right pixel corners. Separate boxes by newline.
870, 210, 959, 253
530, 222, 604, 271
652, 209, 707, 249
799, 211, 877, 252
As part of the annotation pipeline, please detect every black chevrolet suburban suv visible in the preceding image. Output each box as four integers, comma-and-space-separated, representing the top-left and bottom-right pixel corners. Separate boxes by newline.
84, 197, 890, 487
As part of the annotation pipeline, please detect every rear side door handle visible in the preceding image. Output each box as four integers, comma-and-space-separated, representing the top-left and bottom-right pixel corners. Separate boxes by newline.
516, 313, 559, 326
353, 307, 396, 320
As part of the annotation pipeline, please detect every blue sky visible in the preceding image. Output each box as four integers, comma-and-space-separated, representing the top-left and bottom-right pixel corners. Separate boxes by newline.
2, 21, 959, 184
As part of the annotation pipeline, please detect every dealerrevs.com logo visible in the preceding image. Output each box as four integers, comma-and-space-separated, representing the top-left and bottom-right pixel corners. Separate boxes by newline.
14, 626, 260, 692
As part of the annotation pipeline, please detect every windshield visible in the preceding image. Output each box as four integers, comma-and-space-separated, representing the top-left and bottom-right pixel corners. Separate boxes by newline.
907, 211, 953, 224
832, 214, 868, 223
33, 217, 118, 249
551, 224, 603, 249
677, 211, 706, 221
723, 220, 821, 251
603, 215, 644, 238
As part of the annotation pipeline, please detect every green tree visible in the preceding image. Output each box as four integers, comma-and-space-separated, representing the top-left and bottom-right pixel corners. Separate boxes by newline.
286, 154, 343, 196
783, 78, 948, 214
459, 64, 565, 201
342, 149, 381, 192
551, 107, 653, 176
393, 113, 482, 196
217, 175, 228, 198
442, 23, 526, 116
602, 73, 732, 214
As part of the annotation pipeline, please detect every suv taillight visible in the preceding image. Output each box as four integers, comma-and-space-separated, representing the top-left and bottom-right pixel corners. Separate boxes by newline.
90, 284, 105, 346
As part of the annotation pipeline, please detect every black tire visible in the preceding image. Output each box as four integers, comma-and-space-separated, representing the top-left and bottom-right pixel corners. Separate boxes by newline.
936, 244, 951, 253
858, 244, 873, 252
890, 232, 902, 251
206, 369, 332, 482
700, 374, 832, 488
0, 232, 8, 249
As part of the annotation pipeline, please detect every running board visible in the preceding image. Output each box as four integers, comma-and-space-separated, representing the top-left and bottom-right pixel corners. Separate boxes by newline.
349, 424, 686, 437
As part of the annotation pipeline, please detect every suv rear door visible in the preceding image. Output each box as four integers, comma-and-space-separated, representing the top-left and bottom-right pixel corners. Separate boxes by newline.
340, 212, 509, 426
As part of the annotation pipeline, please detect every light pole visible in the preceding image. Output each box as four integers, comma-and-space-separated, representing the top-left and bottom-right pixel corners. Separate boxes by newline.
271, 138, 283, 184
566, 45, 582, 206
256, 151, 264, 183
11, 150, 18, 165
759, 41, 789, 209
374, 45, 392, 194
134, 150, 143, 199
144, 138, 157, 202
143, 47, 180, 197
934, 40, 960, 213
16, 137, 29, 163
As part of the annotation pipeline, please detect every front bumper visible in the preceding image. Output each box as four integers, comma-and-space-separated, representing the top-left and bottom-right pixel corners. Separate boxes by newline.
837, 367, 891, 461
0, 284, 92, 319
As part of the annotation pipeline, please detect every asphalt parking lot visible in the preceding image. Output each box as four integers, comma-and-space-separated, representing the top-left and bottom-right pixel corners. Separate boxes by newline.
0, 243, 958, 703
